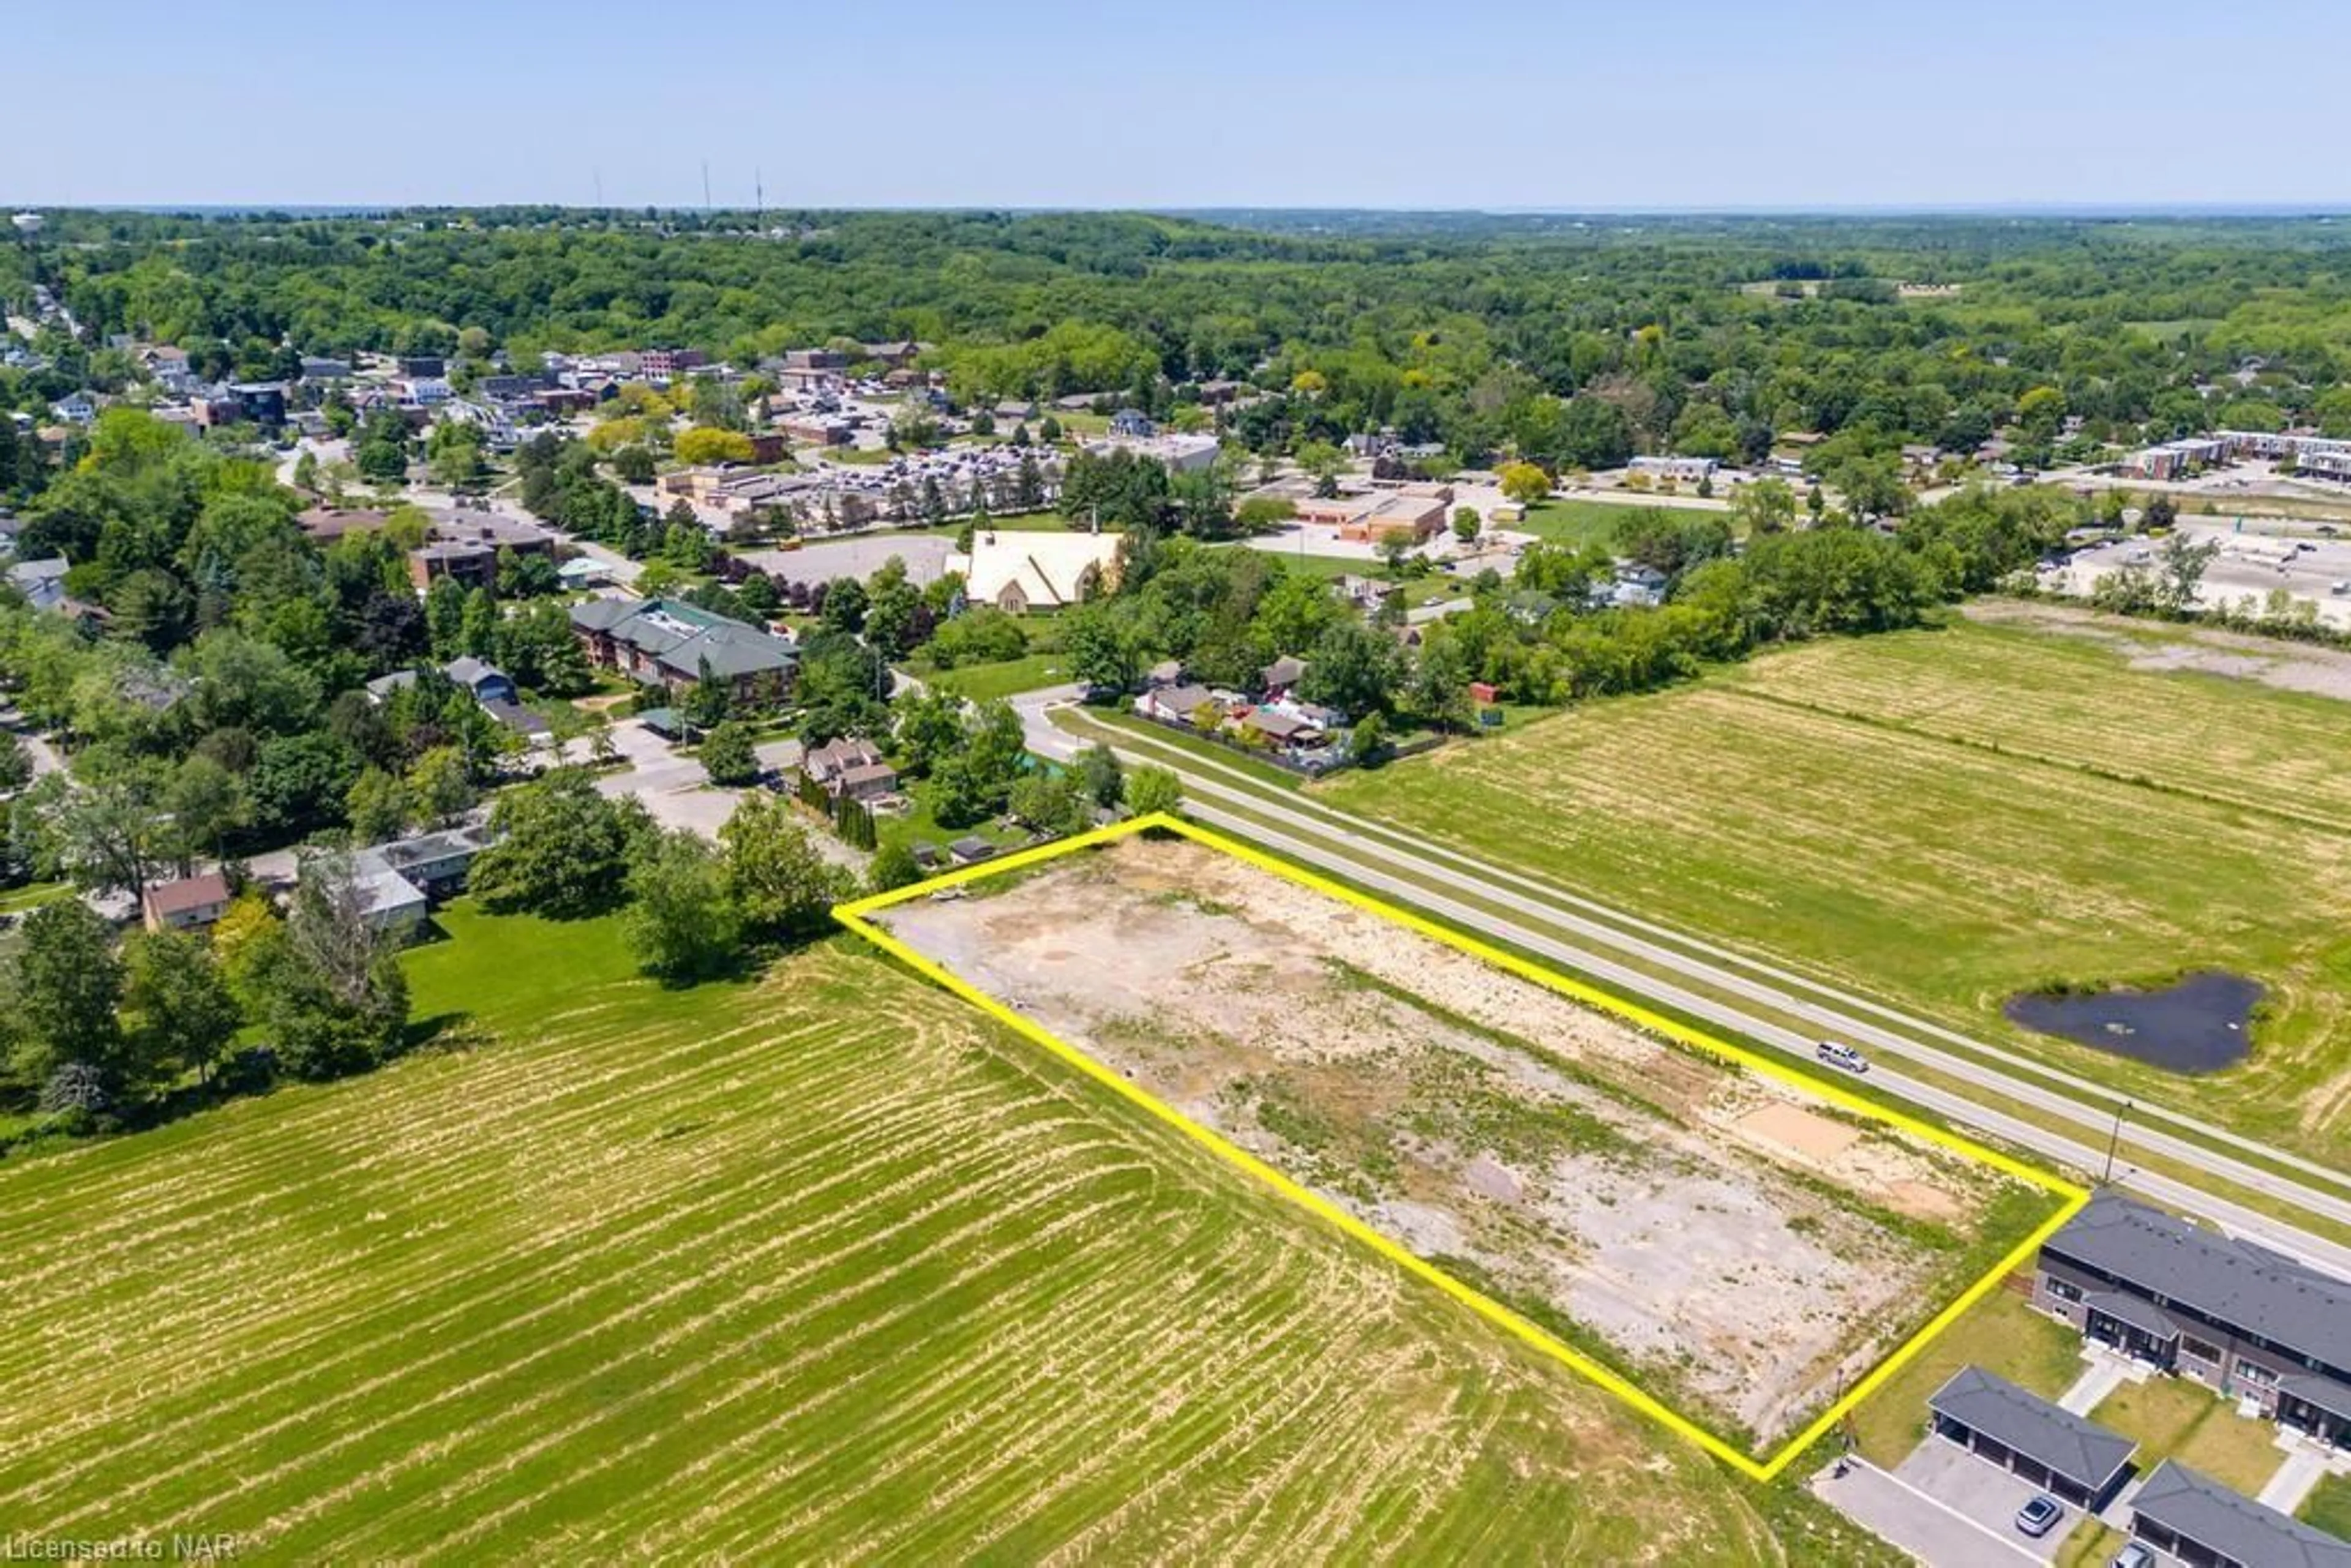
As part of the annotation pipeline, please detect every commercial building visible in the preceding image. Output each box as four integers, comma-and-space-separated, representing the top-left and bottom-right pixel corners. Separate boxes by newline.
569, 598, 797, 708
951, 530, 1123, 613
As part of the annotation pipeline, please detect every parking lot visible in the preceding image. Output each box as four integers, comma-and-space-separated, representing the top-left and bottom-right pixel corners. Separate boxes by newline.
1814, 1444, 2073, 1568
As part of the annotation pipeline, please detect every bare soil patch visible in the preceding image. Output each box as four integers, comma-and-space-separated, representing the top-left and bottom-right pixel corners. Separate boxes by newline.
1967, 598, 2351, 703
878, 837, 2029, 1447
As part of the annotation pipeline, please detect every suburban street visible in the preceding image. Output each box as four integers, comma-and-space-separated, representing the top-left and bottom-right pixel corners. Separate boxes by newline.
1018, 693, 2351, 1277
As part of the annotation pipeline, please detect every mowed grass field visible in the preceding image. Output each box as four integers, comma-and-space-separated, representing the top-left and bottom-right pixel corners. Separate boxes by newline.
1317, 609, 2351, 1163
0, 904, 1870, 1563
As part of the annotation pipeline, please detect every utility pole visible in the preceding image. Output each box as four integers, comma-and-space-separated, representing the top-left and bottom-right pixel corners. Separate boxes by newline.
754, 167, 765, 229
2102, 1100, 2132, 1184
701, 160, 713, 214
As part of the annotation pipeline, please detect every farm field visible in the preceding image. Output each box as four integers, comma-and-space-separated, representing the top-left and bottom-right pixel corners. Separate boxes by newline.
871, 834, 2059, 1457
0, 902, 1874, 1564
1316, 607, 2351, 1165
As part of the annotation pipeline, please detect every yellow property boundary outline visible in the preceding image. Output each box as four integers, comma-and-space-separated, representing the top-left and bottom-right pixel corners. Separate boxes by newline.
834, 813, 2090, 1482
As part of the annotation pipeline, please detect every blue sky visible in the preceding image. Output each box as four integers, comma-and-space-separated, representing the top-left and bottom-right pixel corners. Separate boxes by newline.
8, 0, 2347, 211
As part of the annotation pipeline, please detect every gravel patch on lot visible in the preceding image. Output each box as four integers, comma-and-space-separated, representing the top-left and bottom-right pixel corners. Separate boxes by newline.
879, 836, 2024, 1446
1968, 598, 2351, 702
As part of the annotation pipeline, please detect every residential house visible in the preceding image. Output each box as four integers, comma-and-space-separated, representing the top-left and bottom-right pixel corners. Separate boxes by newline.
299, 356, 353, 383
364, 669, 420, 703
396, 354, 446, 379
948, 835, 997, 866
442, 656, 519, 706
7, 557, 69, 612
1243, 705, 1325, 749
1110, 408, 1155, 437
951, 530, 1122, 614
861, 341, 928, 369
144, 345, 193, 388
569, 597, 798, 708
1924, 1365, 2137, 1509
1259, 655, 1307, 699
2126, 1460, 2351, 1567
141, 871, 233, 933
993, 400, 1039, 423
803, 737, 898, 801
1594, 562, 1670, 609
358, 827, 493, 900
347, 853, 430, 937
49, 391, 96, 426
2033, 1190, 2351, 1450
1137, 683, 1218, 725
225, 383, 287, 426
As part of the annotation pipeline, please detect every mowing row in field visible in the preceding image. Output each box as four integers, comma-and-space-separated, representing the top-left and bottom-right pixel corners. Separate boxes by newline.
853, 821, 2075, 1469
1314, 606, 2351, 1166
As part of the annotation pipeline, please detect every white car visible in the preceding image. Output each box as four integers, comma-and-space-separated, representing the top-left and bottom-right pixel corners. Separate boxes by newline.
1815, 1041, 1869, 1075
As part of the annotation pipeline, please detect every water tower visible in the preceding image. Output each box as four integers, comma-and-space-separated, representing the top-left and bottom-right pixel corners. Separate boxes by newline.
9, 212, 40, 236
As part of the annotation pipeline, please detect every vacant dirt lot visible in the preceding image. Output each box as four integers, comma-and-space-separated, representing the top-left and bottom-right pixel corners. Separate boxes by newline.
879, 836, 2031, 1448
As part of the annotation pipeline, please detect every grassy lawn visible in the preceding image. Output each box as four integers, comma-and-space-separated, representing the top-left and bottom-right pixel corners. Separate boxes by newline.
1848, 1286, 2081, 1466
0, 880, 72, 916
919, 650, 1070, 702
876, 782, 1032, 860
1515, 496, 1646, 549
1231, 546, 1464, 609
2055, 1518, 2131, 1568
1316, 610, 2351, 1164
2089, 1376, 2285, 1498
0, 906, 1854, 1561
2302, 1472, 2351, 1537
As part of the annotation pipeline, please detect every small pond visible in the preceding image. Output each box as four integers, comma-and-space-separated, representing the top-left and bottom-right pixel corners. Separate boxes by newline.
2003, 970, 2262, 1074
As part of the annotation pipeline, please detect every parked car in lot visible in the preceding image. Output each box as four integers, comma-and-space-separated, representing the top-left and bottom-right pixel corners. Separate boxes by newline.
2110, 1543, 2156, 1568
2015, 1494, 2064, 1537
1815, 1040, 1869, 1074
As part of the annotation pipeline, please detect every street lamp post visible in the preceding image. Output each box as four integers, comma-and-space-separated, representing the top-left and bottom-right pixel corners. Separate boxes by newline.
2102, 1100, 2133, 1185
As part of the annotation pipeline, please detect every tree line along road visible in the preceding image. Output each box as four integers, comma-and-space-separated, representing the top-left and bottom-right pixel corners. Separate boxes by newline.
1014, 692, 2351, 1280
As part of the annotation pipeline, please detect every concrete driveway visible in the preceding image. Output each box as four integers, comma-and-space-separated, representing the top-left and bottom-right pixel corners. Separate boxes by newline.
1813, 1452, 2049, 1568
589, 722, 859, 866
1895, 1439, 2068, 1562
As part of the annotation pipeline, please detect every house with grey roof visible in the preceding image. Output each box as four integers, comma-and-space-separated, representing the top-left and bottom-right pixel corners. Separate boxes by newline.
7, 556, 68, 612
442, 656, 519, 706
2034, 1191, 2351, 1450
1925, 1365, 2137, 1508
569, 597, 797, 708
2127, 1460, 2351, 1568
358, 826, 493, 901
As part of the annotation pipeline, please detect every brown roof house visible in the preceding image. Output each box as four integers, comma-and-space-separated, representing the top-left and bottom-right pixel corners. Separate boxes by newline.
803, 737, 898, 801
143, 871, 233, 933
